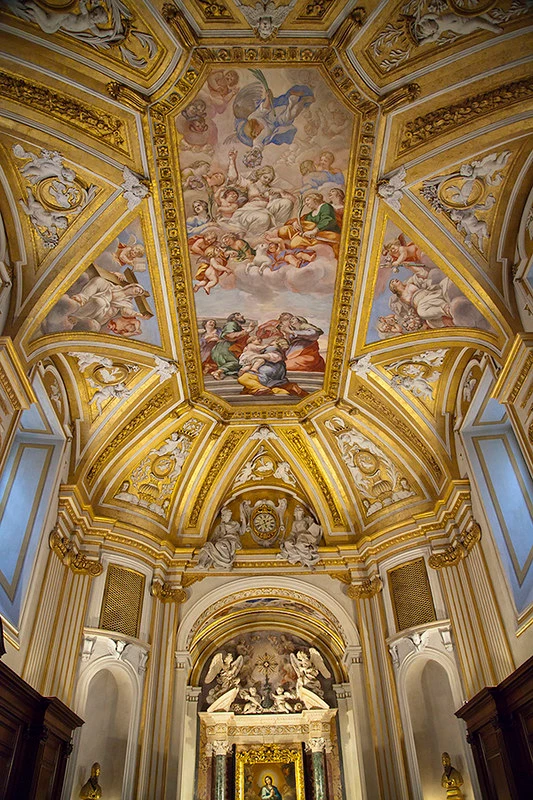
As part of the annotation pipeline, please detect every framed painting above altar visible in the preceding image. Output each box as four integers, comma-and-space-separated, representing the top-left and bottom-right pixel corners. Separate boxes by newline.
236, 743, 305, 800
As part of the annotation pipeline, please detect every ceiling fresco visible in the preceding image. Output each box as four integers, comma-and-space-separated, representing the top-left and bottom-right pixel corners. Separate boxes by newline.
0, 0, 532, 570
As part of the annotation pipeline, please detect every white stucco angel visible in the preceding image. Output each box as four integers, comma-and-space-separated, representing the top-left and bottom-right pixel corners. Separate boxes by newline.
12, 144, 75, 184
377, 166, 406, 211
196, 507, 243, 570
233, 0, 297, 39
271, 685, 295, 714
19, 188, 68, 247
240, 686, 264, 714
278, 505, 321, 568
290, 648, 330, 709
205, 651, 244, 710
88, 378, 131, 414
273, 461, 296, 486
121, 166, 150, 211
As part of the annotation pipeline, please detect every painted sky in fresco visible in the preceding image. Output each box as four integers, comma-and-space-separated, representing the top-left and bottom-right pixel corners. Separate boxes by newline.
178, 66, 352, 402
40, 218, 161, 346
366, 220, 494, 343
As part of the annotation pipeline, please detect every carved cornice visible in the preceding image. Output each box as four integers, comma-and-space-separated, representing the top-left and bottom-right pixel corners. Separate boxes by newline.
49, 525, 103, 577
428, 521, 481, 570
0, 70, 127, 154
106, 82, 149, 113
347, 575, 383, 599
151, 579, 187, 604
86, 386, 173, 483
379, 83, 420, 113
399, 77, 533, 154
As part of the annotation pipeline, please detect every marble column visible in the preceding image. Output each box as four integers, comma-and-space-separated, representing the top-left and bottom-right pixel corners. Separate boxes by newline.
210, 740, 232, 800
307, 737, 328, 800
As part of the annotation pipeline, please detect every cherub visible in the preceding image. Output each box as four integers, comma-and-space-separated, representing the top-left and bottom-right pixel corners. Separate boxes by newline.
194, 247, 233, 294
381, 234, 426, 274
112, 235, 147, 271
241, 686, 264, 714
238, 336, 268, 374
413, 8, 502, 45
12, 144, 75, 184
11, 0, 109, 35
271, 686, 295, 714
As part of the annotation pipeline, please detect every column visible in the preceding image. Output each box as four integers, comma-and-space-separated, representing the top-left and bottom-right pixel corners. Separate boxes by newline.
137, 582, 184, 799
307, 737, 328, 800
348, 576, 411, 800
22, 523, 102, 705
492, 333, 533, 478
210, 741, 231, 800
429, 520, 515, 697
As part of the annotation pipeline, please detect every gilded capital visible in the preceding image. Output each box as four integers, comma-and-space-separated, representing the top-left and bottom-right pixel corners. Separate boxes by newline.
49, 525, 103, 577
151, 579, 187, 604
347, 575, 383, 599
428, 521, 481, 570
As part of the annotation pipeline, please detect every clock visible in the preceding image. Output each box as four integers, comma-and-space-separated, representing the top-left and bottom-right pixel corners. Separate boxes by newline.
251, 504, 279, 544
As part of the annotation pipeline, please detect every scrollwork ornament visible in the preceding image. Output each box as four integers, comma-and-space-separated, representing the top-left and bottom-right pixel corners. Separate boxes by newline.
347, 575, 383, 599
151, 580, 187, 603
49, 525, 103, 576
428, 521, 481, 569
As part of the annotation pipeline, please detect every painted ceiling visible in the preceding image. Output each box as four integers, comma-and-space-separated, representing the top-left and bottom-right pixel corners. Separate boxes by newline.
1, 0, 532, 568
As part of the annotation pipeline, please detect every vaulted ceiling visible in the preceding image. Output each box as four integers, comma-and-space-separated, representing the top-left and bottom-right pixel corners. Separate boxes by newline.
1, 0, 531, 564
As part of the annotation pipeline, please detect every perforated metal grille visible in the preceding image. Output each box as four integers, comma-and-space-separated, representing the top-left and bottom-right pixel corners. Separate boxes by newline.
388, 558, 436, 632
99, 564, 145, 638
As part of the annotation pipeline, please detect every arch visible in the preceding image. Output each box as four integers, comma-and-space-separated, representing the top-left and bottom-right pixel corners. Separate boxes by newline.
397, 647, 475, 800
71, 653, 142, 800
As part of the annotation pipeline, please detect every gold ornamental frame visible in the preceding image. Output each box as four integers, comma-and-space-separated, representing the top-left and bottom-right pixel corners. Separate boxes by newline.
236, 743, 305, 800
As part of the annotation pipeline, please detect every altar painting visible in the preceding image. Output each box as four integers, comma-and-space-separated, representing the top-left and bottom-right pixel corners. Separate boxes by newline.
178, 66, 353, 402
236, 745, 304, 800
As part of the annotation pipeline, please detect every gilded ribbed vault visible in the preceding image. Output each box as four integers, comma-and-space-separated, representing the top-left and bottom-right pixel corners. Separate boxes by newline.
1, 0, 532, 567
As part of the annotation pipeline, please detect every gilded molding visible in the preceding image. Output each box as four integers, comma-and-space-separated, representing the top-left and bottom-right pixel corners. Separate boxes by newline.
399, 77, 533, 153
428, 521, 481, 569
282, 429, 343, 525
352, 384, 443, 480
151, 579, 187, 603
0, 70, 127, 154
508, 352, 533, 403
347, 575, 383, 599
379, 83, 420, 113
86, 386, 173, 483
49, 525, 103, 577
106, 82, 149, 113
188, 430, 247, 526
161, 4, 198, 48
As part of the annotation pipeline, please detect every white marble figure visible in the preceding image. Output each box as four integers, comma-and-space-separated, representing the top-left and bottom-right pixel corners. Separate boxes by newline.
69, 352, 113, 371
152, 355, 178, 382
196, 507, 243, 570
241, 686, 264, 714
290, 648, 330, 709
272, 461, 296, 486
205, 651, 244, 707
121, 166, 149, 210
7, 0, 157, 69
448, 151, 511, 206
250, 425, 278, 441
412, 7, 502, 46
278, 505, 321, 568
88, 378, 131, 414
233, 0, 297, 39
149, 432, 190, 480
349, 354, 372, 378
19, 188, 68, 247
377, 166, 406, 211
271, 686, 295, 713
449, 196, 496, 249
12, 144, 75, 184
114, 479, 138, 503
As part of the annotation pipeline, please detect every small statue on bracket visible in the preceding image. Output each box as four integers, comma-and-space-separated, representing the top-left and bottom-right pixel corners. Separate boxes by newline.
79, 762, 102, 799
441, 752, 464, 800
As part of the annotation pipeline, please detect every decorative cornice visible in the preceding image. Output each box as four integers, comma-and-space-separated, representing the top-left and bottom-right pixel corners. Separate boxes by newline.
428, 521, 481, 570
399, 77, 533, 154
379, 83, 420, 114
347, 575, 383, 599
49, 525, 103, 577
151, 579, 187, 604
0, 70, 127, 154
106, 82, 149, 113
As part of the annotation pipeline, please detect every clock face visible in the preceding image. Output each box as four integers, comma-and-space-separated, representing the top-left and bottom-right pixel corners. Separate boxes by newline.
253, 511, 277, 536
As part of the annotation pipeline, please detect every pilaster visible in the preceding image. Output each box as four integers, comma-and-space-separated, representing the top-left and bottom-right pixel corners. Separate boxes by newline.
429, 520, 515, 696
348, 577, 411, 799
